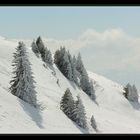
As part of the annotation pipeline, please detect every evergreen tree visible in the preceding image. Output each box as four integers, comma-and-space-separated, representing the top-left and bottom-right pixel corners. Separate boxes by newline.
80, 68, 92, 96
60, 88, 75, 118
36, 36, 45, 59
31, 41, 40, 57
128, 84, 139, 102
10, 42, 37, 107
124, 83, 139, 102
67, 51, 73, 80
90, 80, 96, 100
72, 95, 87, 129
76, 53, 84, 76
71, 55, 78, 85
54, 47, 66, 70
76, 53, 96, 100
60, 90, 87, 129
48, 50, 53, 65
44, 47, 53, 65
54, 50, 60, 66
123, 86, 129, 99
90, 115, 97, 131
63, 52, 73, 81
124, 83, 132, 100
132, 85, 138, 102
54, 47, 73, 81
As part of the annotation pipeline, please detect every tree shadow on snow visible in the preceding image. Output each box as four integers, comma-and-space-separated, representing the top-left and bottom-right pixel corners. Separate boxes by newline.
71, 121, 89, 134
129, 101, 140, 111
18, 99, 44, 129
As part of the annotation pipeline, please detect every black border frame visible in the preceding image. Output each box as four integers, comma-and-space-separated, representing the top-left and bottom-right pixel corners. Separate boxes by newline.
0, 2, 140, 136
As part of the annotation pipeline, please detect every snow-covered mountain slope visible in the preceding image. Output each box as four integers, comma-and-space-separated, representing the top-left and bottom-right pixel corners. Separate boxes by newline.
0, 37, 140, 133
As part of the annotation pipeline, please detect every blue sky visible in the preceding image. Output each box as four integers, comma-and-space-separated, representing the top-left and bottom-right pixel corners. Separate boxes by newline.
0, 7, 140, 39
0, 6, 140, 90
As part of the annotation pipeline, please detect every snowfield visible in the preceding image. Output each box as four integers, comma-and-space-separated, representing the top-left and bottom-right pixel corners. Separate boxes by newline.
0, 37, 140, 133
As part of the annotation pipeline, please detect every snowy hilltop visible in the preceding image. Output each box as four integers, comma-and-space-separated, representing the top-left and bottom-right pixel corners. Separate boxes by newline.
0, 36, 139, 134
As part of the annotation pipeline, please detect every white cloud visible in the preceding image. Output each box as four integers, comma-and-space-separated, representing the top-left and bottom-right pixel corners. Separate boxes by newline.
8, 29, 140, 89
13, 28, 140, 75
41, 28, 140, 73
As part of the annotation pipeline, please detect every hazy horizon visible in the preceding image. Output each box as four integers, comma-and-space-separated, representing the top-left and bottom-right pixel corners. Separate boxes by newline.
0, 6, 140, 91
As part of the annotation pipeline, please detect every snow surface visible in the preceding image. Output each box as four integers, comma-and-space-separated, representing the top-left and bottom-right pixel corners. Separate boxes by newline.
0, 37, 140, 133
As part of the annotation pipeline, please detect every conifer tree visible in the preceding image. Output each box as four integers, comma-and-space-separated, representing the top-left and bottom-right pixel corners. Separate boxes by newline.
76, 53, 84, 75
71, 55, 78, 85
60, 88, 75, 118
90, 80, 96, 100
90, 115, 97, 131
31, 41, 40, 57
36, 36, 45, 59
76, 53, 96, 100
124, 83, 139, 102
54, 47, 73, 81
80, 68, 92, 96
10, 42, 37, 107
44, 47, 53, 65
72, 95, 87, 129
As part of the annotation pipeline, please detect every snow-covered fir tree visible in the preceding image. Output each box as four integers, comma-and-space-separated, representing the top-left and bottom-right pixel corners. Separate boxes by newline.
124, 83, 139, 102
60, 88, 75, 119
76, 53, 96, 100
80, 68, 92, 96
63, 52, 73, 81
71, 55, 78, 85
72, 95, 87, 129
124, 83, 132, 99
9, 42, 37, 107
54, 48, 62, 67
54, 47, 73, 81
76, 53, 84, 76
54, 47, 66, 69
31, 41, 40, 57
60, 90, 87, 129
67, 51, 73, 80
132, 85, 139, 102
90, 80, 96, 99
44, 47, 53, 65
89, 80, 96, 100
90, 115, 97, 131
35, 36, 53, 65
128, 84, 139, 102
36, 36, 45, 59
123, 84, 129, 99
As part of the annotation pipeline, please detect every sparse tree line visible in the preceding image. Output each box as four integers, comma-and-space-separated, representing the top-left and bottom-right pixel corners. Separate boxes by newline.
9, 37, 97, 131
9, 36, 139, 132
32, 36, 96, 101
31, 36, 139, 104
